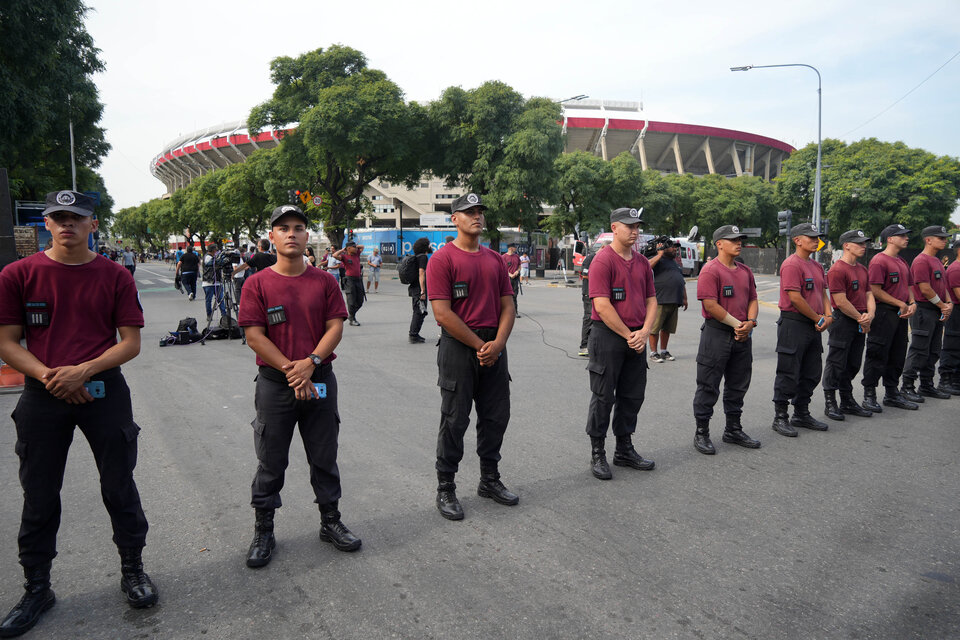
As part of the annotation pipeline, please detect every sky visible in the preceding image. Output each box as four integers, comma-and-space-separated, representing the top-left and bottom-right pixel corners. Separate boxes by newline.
83, 0, 960, 211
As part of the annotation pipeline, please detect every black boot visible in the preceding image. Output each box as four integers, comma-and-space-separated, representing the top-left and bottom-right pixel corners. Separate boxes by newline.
436, 472, 464, 520
862, 387, 883, 413
590, 436, 612, 479
319, 502, 362, 551
477, 467, 519, 505
823, 390, 845, 421
0, 564, 55, 638
771, 402, 797, 437
722, 414, 761, 449
612, 435, 655, 470
118, 547, 158, 609
694, 419, 715, 455
900, 379, 924, 403
919, 378, 950, 399
246, 508, 276, 568
938, 373, 960, 396
839, 390, 873, 417
883, 386, 919, 410
791, 405, 829, 431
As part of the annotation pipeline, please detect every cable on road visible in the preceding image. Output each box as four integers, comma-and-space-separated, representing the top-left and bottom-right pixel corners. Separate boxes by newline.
520, 312, 583, 360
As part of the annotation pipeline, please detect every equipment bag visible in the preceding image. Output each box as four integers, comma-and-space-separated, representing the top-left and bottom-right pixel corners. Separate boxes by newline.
397, 255, 418, 284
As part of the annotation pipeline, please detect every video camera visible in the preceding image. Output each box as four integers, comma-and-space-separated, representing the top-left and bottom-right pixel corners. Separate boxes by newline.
215, 249, 242, 276
642, 235, 675, 258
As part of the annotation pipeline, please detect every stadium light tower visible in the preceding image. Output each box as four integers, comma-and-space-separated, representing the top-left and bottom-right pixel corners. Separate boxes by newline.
559, 94, 589, 104
730, 64, 822, 233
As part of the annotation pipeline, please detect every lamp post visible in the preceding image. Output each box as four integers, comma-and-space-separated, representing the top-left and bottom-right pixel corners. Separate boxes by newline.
730, 64, 822, 233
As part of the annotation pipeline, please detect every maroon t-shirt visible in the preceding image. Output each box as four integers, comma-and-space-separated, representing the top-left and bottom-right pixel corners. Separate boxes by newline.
426, 243, 514, 329
502, 253, 521, 276
947, 261, 960, 304
778, 254, 827, 314
868, 252, 913, 304
238, 267, 347, 367
340, 252, 362, 278
910, 253, 949, 302
0, 252, 144, 368
589, 248, 656, 327
828, 260, 869, 312
697, 259, 757, 320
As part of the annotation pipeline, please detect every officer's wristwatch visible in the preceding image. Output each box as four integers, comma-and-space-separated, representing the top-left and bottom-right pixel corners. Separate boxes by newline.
308, 354, 323, 367
748, 318, 758, 327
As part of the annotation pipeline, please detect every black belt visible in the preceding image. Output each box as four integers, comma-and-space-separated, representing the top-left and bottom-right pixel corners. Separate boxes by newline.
780, 311, 816, 325
876, 301, 903, 312
705, 318, 736, 333
441, 327, 499, 342
591, 320, 643, 332
24, 366, 122, 390
258, 363, 330, 385
918, 300, 940, 311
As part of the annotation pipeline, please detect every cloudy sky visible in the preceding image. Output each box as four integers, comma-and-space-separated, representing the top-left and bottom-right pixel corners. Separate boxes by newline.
84, 0, 960, 210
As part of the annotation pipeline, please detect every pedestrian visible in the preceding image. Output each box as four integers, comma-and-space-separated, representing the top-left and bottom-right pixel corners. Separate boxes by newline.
366, 249, 382, 292
502, 243, 522, 317
0, 191, 157, 637
902, 225, 954, 399
584, 206, 657, 480
426, 192, 518, 520
408, 237, 432, 343
176, 244, 199, 300
821, 229, 877, 421
861, 224, 920, 411
233, 239, 277, 280
201, 244, 227, 322
519, 251, 531, 285
237, 204, 361, 568
333, 242, 365, 326
577, 242, 610, 357
648, 239, 688, 362
938, 238, 960, 395
770, 222, 832, 438
122, 246, 136, 276
305, 246, 317, 267
325, 249, 341, 283
230, 246, 247, 302
691, 225, 761, 454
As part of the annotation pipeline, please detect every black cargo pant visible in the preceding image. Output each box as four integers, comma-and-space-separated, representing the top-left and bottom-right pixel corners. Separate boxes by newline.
410, 294, 428, 337
903, 304, 943, 382
773, 312, 823, 408
510, 277, 520, 314
585, 322, 648, 438
693, 320, 752, 421
862, 303, 908, 391
12, 368, 148, 568
250, 364, 341, 509
436, 328, 510, 474
940, 309, 960, 377
822, 312, 866, 392
343, 276, 365, 320
580, 297, 592, 350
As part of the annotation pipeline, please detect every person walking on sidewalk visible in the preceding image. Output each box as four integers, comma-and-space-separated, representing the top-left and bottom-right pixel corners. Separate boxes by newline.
408, 237, 432, 344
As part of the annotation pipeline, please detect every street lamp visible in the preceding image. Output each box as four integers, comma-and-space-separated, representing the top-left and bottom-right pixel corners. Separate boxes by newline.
730, 64, 822, 233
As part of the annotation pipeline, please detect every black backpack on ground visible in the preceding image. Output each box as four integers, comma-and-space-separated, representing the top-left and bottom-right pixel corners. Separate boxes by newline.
397, 255, 418, 284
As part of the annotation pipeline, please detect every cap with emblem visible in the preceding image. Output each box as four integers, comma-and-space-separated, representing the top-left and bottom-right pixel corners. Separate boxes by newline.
712, 224, 747, 242
879, 223, 911, 242
43, 190, 96, 217
921, 225, 950, 238
610, 207, 643, 224
451, 193, 487, 213
790, 222, 824, 238
269, 205, 308, 226
838, 229, 871, 244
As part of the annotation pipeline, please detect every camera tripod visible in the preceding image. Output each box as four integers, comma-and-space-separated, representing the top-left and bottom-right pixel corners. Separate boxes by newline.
199, 270, 246, 345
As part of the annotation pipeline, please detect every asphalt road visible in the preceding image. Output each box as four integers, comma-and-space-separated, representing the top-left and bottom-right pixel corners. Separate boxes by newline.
0, 264, 957, 639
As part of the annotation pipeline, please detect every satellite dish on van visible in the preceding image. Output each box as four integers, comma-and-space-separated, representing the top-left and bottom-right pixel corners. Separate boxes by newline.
686, 225, 699, 242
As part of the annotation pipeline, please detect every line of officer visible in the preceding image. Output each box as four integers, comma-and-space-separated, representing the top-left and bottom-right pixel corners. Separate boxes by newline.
862, 224, 919, 411
584, 206, 657, 479
0, 191, 157, 638
939, 239, 960, 394
237, 205, 361, 568
902, 225, 955, 400
771, 223, 832, 437
691, 225, 761, 454
821, 229, 876, 421
425, 193, 518, 520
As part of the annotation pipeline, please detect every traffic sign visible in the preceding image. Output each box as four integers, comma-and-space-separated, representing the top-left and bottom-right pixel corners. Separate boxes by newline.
298, 190, 312, 205
312, 195, 323, 206
817, 238, 826, 252
740, 227, 762, 237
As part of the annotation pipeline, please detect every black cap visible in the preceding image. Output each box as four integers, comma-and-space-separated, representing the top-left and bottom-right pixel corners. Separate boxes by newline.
790, 222, 824, 238
880, 223, 910, 242
451, 193, 487, 213
952, 238, 960, 250
712, 224, 747, 242
610, 207, 643, 224
921, 225, 950, 238
43, 190, 95, 217
269, 205, 308, 227
838, 229, 871, 244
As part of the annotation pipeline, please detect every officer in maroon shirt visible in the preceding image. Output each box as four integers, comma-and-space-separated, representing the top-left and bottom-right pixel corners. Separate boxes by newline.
862, 224, 919, 411
903, 225, 954, 399
0, 191, 157, 637
585, 207, 657, 480
939, 238, 960, 395
426, 193, 518, 521
771, 223, 832, 437
238, 205, 361, 566
822, 229, 876, 420
502, 243, 522, 318
332, 241, 365, 326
